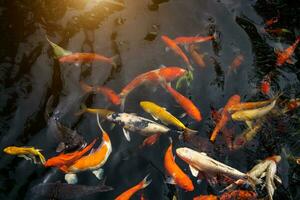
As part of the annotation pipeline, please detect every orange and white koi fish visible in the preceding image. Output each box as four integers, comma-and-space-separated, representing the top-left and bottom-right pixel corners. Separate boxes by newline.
275, 36, 300, 66
210, 95, 241, 142
119, 67, 186, 110
174, 34, 215, 45
220, 190, 257, 200
161, 35, 193, 71
80, 81, 121, 105
59, 52, 117, 66
162, 83, 202, 122
62, 122, 112, 184
227, 54, 244, 74
115, 175, 151, 200
44, 138, 97, 168
193, 195, 218, 200
189, 44, 206, 68
164, 142, 194, 191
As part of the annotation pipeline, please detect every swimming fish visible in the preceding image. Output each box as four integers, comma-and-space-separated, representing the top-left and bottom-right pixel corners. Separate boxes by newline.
228, 99, 273, 113
248, 155, 282, 200
174, 34, 215, 45
119, 66, 187, 110
210, 95, 241, 142
44, 138, 97, 168
176, 147, 258, 185
193, 195, 218, 200
283, 98, 300, 113
261, 75, 271, 95
227, 54, 244, 74
161, 35, 193, 71
164, 142, 194, 191
30, 178, 113, 200
275, 36, 300, 66
3, 146, 46, 164
115, 175, 152, 200
188, 44, 206, 68
162, 83, 202, 122
106, 112, 171, 141
55, 121, 87, 153
219, 190, 257, 200
62, 121, 112, 184
231, 99, 277, 123
265, 17, 279, 27
59, 52, 117, 66
80, 81, 121, 105
140, 101, 197, 136
233, 122, 262, 150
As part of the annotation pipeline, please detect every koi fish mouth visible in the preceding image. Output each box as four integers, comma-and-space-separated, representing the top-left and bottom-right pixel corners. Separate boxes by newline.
176, 147, 192, 162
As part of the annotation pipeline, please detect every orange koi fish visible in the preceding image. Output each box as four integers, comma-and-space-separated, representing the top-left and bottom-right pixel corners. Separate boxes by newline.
189, 44, 206, 68
164, 142, 194, 191
58, 52, 116, 65
62, 123, 112, 184
162, 83, 202, 122
44, 138, 97, 168
220, 190, 257, 200
140, 133, 161, 148
228, 54, 244, 74
119, 67, 186, 110
80, 81, 121, 105
261, 76, 271, 95
115, 175, 151, 200
210, 95, 241, 142
276, 36, 300, 66
174, 34, 215, 45
161, 35, 193, 71
193, 195, 218, 200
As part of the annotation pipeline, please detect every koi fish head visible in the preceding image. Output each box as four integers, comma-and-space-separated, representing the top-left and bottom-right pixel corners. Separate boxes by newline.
158, 67, 187, 82
176, 147, 197, 166
3, 146, 17, 155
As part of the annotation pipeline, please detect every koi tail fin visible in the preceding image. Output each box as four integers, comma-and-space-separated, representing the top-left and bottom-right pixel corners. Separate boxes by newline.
75, 104, 88, 116
140, 174, 152, 189
183, 127, 198, 141
37, 151, 46, 165
80, 81, 94, 94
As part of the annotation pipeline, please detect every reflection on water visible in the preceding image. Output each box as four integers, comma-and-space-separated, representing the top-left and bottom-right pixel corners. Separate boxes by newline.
0, 0, 300, 199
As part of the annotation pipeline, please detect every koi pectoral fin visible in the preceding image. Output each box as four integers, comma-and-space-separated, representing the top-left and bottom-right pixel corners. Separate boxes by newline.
165, 176, 176, 185
92, 168, 104, 180
122, 128, 131, 141
189, 165, 199, 177
65, 173, 78, 184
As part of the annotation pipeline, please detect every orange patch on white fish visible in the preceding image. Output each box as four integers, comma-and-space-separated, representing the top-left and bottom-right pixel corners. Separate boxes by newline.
275, 36, 300, 66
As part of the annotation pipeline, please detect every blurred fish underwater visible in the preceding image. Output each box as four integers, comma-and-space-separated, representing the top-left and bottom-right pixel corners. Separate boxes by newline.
1, 0, 300, 199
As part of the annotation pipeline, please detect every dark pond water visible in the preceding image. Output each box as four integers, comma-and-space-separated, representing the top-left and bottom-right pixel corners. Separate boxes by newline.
0, 0, 300, 199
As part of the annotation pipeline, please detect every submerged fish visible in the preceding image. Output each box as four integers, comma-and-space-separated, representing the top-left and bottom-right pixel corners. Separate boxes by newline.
231, 99, 277, 123
210, 95, 241, 142
233, 123, 263, 150
59, 52, 117, 66
176, 147, 258, 185
228, 99, 273, 113
115, 175, 151, 200
188, 44, 206, 68
119, 66, 186, 110
140, 101, 197, 136
30, 179, 113, 200
164, 142, 194, 191
3, 146, 46, 164
62, 122, 112, 184
44, 138, 97, 168
55, 121, 87, 153
161, 35, 193, 71
107, 112, 171, 141
80, 81, 121, 105
162, 83, 202, 122
219, 189, 257, 200
227, 54, 244, 74
193, 195, 218, 200
275, 36, 300, 66
174, 34, 215, 45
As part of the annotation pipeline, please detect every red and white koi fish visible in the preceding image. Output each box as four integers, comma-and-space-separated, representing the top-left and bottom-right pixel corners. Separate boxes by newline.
275, 36, 300, 66
80, 81, 121, 105
119, 66, 186, 110
115, 175, 151, 200
161, 35, 193, 71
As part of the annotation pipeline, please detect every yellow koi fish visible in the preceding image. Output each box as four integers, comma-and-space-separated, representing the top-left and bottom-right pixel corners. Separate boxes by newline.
140, 101, 197, 136
75, 105, 115, 117
231, 99, 277, 123
3, 146, 46, 164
